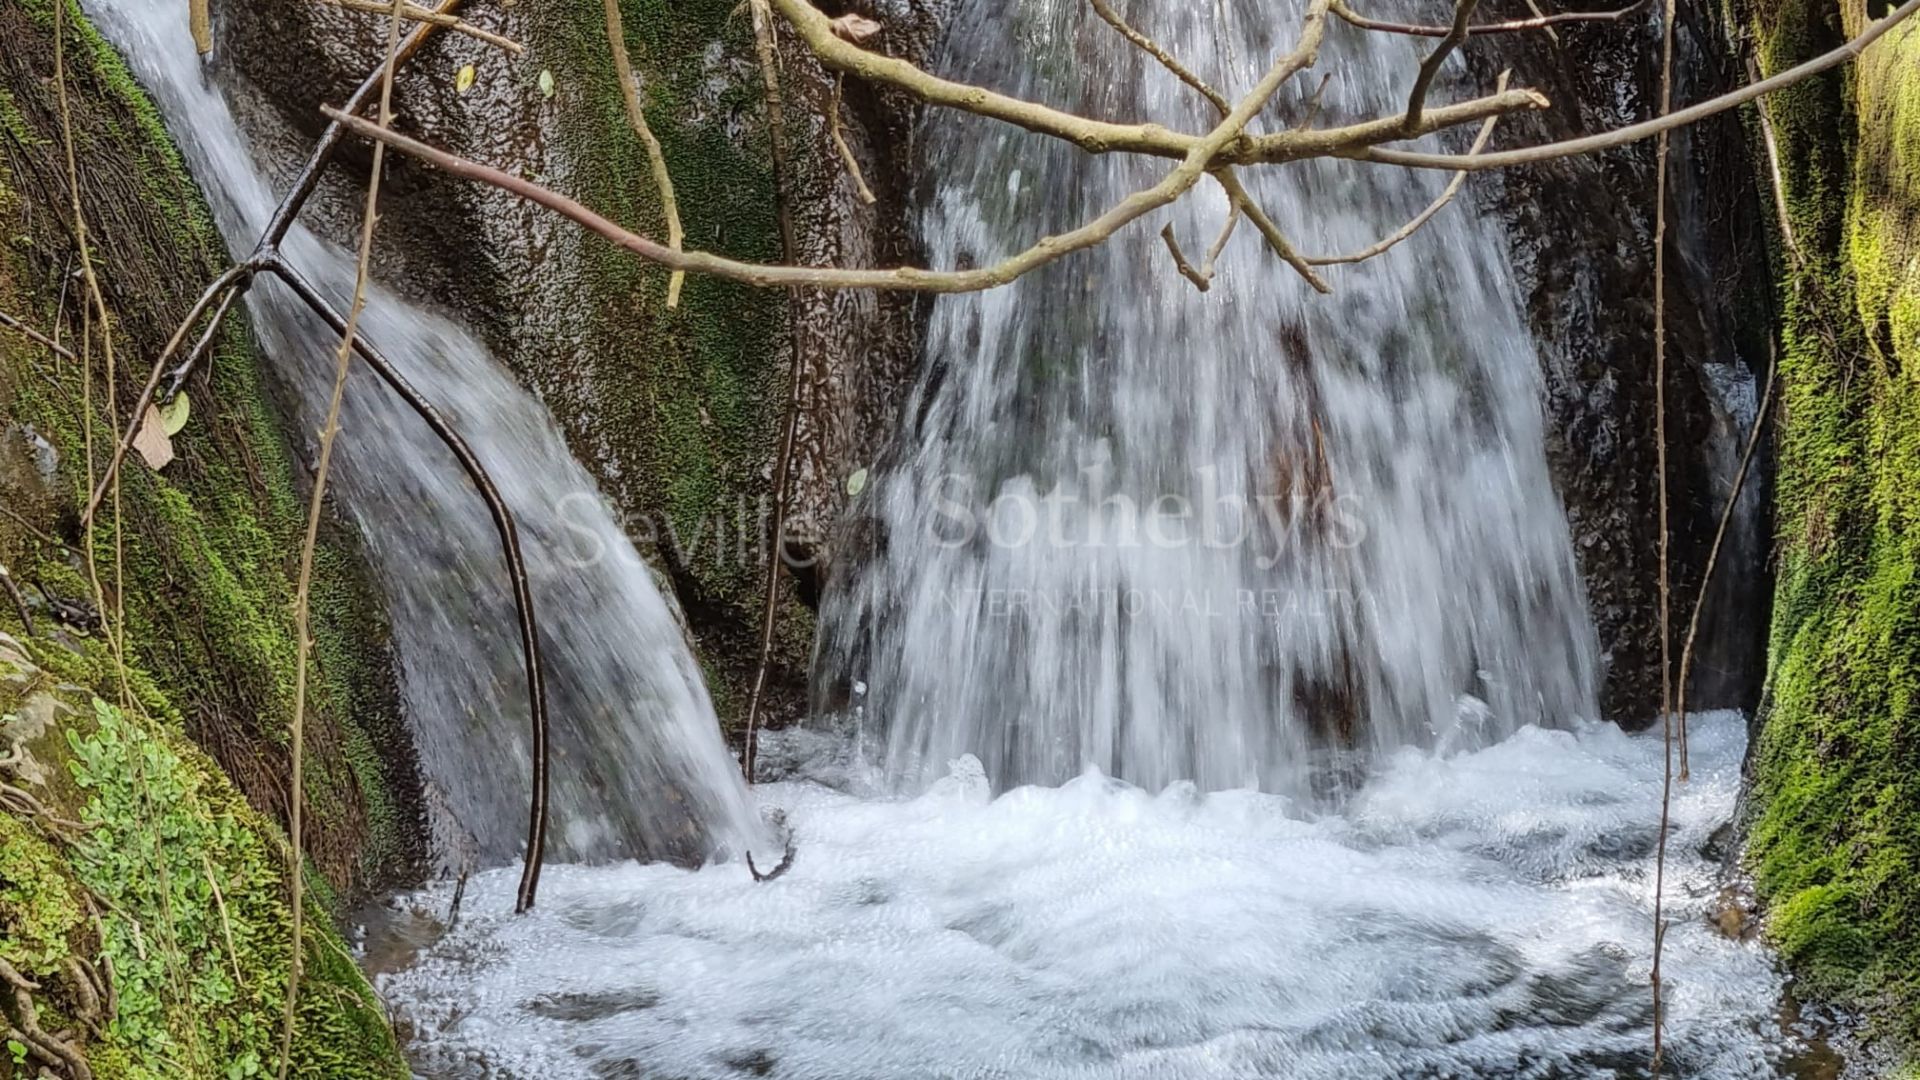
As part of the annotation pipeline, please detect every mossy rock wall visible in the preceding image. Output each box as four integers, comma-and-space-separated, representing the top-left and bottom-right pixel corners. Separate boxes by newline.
1, 633, 405, 1078
1745, 0, 1920, 1056
0, 0, 423, 899
212, 0, 929, 736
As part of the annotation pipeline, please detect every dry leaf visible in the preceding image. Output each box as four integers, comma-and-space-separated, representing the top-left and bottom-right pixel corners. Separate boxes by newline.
133, 406, 175, 471
829, 13, 882, 41
456, 63, 477, 93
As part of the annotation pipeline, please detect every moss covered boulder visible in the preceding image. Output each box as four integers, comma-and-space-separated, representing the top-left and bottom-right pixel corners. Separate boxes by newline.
1746, 0, 1920, 1058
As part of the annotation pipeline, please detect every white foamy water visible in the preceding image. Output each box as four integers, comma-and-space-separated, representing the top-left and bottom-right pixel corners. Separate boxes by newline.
374, 712, 1807, 1079
85, 0, 765, 866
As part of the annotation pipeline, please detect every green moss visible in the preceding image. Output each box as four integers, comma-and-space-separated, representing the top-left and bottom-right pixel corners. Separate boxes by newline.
0, 0, 422, 895
0, 639, 405, 1080
1746, 0, 1920, 1055
506, 0, 799, 726
0, 814, 84, 977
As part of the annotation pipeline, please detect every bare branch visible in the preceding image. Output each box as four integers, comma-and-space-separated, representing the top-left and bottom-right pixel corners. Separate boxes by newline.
765, 0, 1534, 165
324, 30, 1540, 295
1306, 71, 1509, 265
828, 75, 878, 205
1331, 0, 1649, 38
1162, 224, 1212, 291
604, 0, 685, 306
1403, 0, 1480, 132
1355, 0, 1920, 170
316, 0, 524, 53
1089, 0, 1230, 116
1213, 169, 1332, 293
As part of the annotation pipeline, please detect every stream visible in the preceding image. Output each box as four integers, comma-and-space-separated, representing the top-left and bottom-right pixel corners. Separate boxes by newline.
369, 712, 1826, 1079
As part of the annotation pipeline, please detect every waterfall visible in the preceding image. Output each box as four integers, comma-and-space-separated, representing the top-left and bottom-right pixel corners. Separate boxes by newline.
815, 0, 1599, 796
85, 1, 764, 868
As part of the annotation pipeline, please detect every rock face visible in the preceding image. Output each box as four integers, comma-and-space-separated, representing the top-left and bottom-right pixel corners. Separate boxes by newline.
1468, 0, 1775, 725
1, 0, 422, 899
213, 0, 935, 730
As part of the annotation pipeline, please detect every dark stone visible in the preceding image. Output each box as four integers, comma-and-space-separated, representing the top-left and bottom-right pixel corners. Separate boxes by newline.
1467, 0, 1776, 726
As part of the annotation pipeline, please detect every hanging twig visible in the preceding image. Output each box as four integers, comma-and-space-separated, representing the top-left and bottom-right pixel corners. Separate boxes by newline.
1357, 0, 1920, 170
279, 3, 409, 1074
1649, 0, 1678, 1064
1673, 346, 1777, 780
81, 266, 253, 526
1306, 71, 1509, 265
741, 0, 805, 783
259, 256, 551, 914
603, 0, 686, 306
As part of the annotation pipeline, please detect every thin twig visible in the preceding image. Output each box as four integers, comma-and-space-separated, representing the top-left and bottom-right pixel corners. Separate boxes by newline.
1293, 72, 1334, 130
261, 256, 551, 915
1404, 0, 1480, 132
1306, 71, 1509, 265
0, 309, 79, 362
741, 0, 806, 781
603, 0, 685, 306
1161, 223, 1213, 291
316, 0, 523, 53
1649, 0, 1678, 1063
1212, 168, 1333, 292
1357, 0, 1920, 170
827, 75, 878, 204
279, 2, 410, 1072
1747, 56, 1802, 266
1089, 0, 1231, 115
0, 565, 32, 636
81, 266, 252, 527
0, 504, 79, 555
1673, 346, 1777, 781
1331, 0, 1648, 37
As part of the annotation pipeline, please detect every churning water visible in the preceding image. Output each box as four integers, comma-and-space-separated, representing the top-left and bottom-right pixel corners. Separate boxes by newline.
373, 712, 1808, 1079
814, 0, 1598, 796
85, 0, 765, 866
83, 0, 1806, 1073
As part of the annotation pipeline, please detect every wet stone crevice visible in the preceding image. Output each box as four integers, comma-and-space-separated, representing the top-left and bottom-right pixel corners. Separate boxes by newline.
1467, 0, 1776, 726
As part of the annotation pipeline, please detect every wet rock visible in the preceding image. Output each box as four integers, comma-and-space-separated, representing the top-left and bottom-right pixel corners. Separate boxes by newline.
1468, 0, 1774, 725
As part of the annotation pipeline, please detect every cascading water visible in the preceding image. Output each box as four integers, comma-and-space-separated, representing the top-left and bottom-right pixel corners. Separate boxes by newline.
83, 0, 764, 867
81, 0, 1818, 1074
813, 0, 1599, 797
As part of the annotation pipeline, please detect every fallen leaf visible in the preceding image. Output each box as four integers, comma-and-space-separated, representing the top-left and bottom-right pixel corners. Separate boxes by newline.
158, 391, 191, 437
538, 69, 556, 99
456, 63, 477, 93
829, 13, 882, 41
133, 406, 175, 471
846, 467, 868, 496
